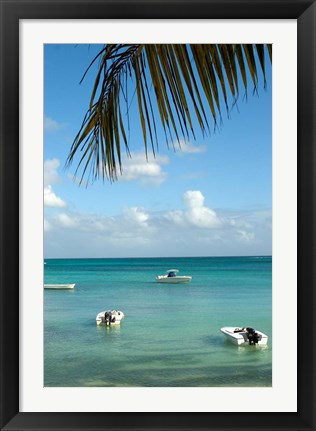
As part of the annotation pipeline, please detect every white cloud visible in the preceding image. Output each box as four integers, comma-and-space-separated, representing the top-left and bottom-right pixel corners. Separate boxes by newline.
236, 229, 255, 242
44, 159, 62, 186
174, 140, 207, 154
44, 185, 66, 208
44, 219, 52, 232
119, 153, 169, 185
187, 206, 222, 229
55, 213, 78, 228
122, 206, 149, 226
44, 116, 65, 132
164, 210, 187, 227
182, 190, 205, 208
165, 190, 222, 229
44, 159, 67, 208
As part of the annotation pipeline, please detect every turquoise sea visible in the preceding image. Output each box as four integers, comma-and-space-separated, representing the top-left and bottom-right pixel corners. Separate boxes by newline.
44, 256, 272, 387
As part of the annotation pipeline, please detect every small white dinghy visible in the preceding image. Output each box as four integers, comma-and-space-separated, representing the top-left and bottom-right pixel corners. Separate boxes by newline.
221, 327, 268, 346
156, 269, 192, 284
96, 310, 125, 326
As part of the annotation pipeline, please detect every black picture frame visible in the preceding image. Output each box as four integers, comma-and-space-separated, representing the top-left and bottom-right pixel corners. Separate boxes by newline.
1, 0, 315, 430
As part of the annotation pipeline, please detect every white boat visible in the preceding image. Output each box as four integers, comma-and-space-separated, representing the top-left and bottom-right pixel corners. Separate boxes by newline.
156, 269, 192, 284
96, 310, 125, 326
220, 327, 268, 346
44, 283, 75, 289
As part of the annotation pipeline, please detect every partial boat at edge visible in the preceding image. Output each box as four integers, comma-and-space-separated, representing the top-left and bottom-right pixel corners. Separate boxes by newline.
44, 283, 75, 289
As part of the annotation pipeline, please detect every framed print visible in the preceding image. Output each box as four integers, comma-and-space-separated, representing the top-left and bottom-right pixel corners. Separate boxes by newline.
1, 0, 315, 430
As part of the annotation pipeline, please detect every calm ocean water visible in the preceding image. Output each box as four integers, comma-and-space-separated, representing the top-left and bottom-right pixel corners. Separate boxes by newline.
44, 256, 272, 387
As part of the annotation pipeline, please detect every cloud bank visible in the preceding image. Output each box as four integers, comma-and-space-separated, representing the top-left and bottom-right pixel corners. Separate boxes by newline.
44, 189, 271, 258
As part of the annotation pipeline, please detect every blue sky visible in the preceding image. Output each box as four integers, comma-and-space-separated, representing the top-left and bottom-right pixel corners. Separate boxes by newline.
44, 44, 272, 258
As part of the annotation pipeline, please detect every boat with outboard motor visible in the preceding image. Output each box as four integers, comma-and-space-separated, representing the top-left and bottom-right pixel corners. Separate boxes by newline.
220, 326, 268, 345
96, 309, 125, 326
155, 269, 192, 284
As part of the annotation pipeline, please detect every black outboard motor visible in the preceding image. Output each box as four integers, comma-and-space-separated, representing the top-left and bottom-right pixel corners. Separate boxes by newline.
104, 311, 111, 325
246, 327, 260, 345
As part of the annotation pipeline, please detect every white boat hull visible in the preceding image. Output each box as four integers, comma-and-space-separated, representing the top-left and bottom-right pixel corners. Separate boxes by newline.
96, 310, 125, 326
156, 276, 192, 284
44, 283, 75, 289
221, 327, 268, 345
156, 269, 192, 284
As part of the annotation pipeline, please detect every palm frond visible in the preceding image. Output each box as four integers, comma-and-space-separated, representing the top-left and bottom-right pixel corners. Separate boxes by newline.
66, 43, 272, 184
